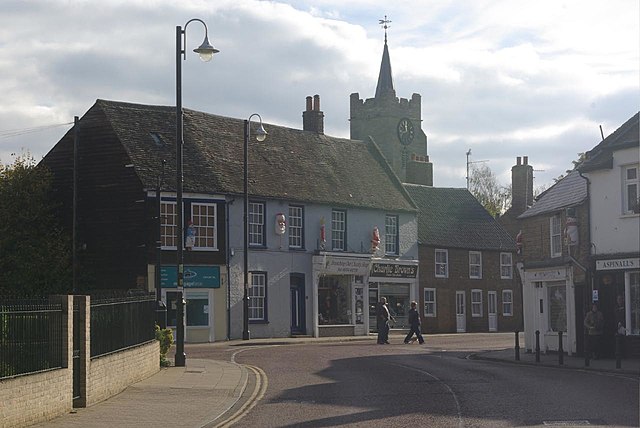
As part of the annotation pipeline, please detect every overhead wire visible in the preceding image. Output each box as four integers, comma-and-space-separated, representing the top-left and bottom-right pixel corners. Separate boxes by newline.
0, 122, 74, 140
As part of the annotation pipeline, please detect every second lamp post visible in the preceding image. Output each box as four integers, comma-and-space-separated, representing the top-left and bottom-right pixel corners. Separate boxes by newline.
242, 114, 267, 340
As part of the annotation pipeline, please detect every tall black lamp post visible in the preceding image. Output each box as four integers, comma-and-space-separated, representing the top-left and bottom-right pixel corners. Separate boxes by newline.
175, 18, 218, 366
242, 114, 267, 340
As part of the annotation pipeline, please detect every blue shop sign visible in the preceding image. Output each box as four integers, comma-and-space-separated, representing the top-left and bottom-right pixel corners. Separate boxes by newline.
161, 266, 220, 288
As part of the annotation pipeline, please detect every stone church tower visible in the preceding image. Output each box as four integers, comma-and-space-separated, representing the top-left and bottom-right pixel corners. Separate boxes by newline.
349, 22, 433, 185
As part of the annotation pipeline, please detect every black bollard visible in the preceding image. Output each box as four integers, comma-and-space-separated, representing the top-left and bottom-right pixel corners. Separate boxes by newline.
558, 331, 564, 365
515, 330, 520, 361
535, 330, 540, 363
615, 334, 622, 369
584, 332, 590, 367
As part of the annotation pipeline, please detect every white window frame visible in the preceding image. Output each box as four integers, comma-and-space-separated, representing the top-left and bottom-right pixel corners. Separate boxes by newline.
435, 249, 448, 278
249, 201, 265, 247
384, 214, 399, 255
248, 272, 267, 321
160, 201, 177, 249
500, 252, 513, 279
424, 288, 436, 317
190, 202, 217, 250
628, 271, 640, 335
502, 289, 513, 316
331, 209, 346, 251
469, 251, 482, 279
550, 214, 562, 258
623, 164, 639, 215
471, 289, 483, 317
288, 205, 304, 249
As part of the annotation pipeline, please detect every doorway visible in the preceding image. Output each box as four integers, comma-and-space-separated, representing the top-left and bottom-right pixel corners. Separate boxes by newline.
290, 273, 306, 335
456, 291, 466, 332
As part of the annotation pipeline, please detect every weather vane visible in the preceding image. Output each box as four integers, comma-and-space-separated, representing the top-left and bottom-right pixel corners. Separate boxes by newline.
379, 15, 391, 44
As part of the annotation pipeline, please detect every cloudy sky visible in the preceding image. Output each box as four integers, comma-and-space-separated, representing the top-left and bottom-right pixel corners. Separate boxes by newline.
1, 0, 638, 189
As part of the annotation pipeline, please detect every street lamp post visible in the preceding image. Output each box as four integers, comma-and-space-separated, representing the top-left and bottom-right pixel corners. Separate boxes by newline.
175, 18, 218, 366
242, 114, 267, 341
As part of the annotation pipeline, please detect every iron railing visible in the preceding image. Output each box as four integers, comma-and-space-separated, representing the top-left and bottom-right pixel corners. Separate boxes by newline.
90, 294, 156, 358
0, 300, 64, 379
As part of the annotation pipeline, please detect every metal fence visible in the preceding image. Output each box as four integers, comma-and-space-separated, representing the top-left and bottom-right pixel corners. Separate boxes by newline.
90, 294, 156, 358
0, 300, 64, 379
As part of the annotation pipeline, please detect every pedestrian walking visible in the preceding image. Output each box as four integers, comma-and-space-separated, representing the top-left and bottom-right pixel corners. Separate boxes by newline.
584, 303, 604, 359
376, 297, 391, 344
404, 301, 425, 344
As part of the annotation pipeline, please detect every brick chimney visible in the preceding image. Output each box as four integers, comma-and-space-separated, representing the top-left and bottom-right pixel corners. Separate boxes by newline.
302, 94, 324, 134
511, 156, 534, 214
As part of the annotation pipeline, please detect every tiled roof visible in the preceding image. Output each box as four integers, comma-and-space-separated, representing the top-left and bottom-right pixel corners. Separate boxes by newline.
578, 112, 639, 173
403, 184, 515, 251
94, 99, 416, 212
518, 170, 587, 219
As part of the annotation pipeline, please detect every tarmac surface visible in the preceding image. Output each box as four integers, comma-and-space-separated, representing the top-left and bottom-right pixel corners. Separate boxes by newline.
31, 333, 639, 428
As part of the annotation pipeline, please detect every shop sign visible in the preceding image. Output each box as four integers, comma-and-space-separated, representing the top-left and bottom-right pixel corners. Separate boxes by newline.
323, 257, 371, 275
370, 262, 418, 278
596, 258, 639, 271
161, 266, 220, 288
528, 269, 566, 281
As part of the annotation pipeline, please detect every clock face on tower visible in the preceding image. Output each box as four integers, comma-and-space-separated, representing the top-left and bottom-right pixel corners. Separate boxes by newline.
397, 118, 415, 145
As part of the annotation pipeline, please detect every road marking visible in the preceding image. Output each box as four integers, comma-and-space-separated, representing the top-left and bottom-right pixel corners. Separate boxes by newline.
390, 362, 463, 428
213, 364, 268, 428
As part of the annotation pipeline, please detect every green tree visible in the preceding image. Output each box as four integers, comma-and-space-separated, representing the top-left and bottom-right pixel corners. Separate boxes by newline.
469, 163, 510, 217
0, 154, 71, 296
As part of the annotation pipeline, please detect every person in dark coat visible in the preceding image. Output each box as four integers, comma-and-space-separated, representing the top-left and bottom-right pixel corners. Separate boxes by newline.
376, 297, 391, 344
404, 301, 425, 344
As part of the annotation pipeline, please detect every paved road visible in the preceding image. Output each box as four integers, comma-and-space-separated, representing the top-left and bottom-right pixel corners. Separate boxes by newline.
195, 334, 638, 427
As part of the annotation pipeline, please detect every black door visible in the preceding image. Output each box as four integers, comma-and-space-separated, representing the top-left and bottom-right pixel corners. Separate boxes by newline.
290, 273, 306, 335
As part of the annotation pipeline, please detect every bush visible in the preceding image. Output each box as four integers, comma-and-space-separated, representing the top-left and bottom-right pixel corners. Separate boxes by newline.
155, 324, 174, 367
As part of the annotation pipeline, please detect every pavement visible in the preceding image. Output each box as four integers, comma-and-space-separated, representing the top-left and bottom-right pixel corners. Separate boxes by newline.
31, 333, 639, 428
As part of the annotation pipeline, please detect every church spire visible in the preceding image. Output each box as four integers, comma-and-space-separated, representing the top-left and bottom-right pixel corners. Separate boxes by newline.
375, 15, 395, 98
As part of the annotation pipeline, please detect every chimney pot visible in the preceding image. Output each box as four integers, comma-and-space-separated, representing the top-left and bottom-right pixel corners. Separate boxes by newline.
313, 94, 320, 111
306, 96, 312, 112
516, 156, 521, 166
523, 156, 528, 165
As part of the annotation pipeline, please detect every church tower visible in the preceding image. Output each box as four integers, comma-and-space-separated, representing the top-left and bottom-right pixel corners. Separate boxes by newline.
349, 17, 433, 185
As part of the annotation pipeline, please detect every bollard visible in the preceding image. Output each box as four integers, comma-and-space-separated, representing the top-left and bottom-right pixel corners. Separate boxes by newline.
584, 332, 590, 367
515, 330, 520, 361
558, 331, 564, 365
535, 330, 540, 363
615, 334, 622, 369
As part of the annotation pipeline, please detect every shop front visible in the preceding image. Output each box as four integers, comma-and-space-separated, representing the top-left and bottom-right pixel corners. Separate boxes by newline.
160, 265, 225, 343
312, 253, 372, 337
521, 266, 579, 355
368, 261, 419, 331
593, 256, 640, 356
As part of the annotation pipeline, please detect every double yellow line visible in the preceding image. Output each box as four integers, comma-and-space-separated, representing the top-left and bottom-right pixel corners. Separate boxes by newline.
214, 365, 268, 427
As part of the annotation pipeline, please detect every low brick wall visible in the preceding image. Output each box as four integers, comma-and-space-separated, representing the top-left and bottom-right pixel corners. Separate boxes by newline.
0, 368, 72, 428
85, 340, 159, 407
318, 325, 356, 337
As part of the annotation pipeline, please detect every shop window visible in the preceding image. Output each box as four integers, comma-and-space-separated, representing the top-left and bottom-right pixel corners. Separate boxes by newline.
550, 215, 562, 257
161, 201, 177, 249
384, 214, 399, 255
502, 290, 513, 316
331, 209, 346, 251
630, 272, 640, 335
623, 165, 639, 214
249, 202, 265, 246
318, 275, 351, 325
186, 291, 209, 326
190, 203, 217, 250
471, 289, 483, 317
288, 205, 304, 249
424, 288, 436, 317
501, 252, 513, 279
435, 249, 448, 278
469, 251, 482, 279
547, 282, 566, 332
249, 272, 267, 321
